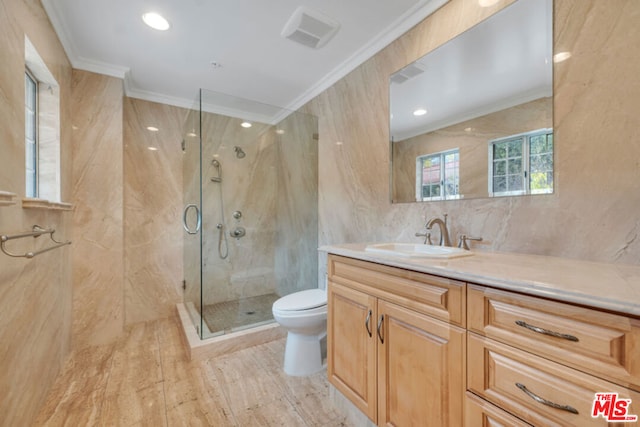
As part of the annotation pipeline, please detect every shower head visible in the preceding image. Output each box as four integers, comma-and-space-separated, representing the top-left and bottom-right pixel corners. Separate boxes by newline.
234, 146, 246, 159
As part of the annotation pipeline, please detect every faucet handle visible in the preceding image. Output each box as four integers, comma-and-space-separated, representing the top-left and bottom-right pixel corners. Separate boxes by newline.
415, 231, 432, 245
458, 235, 482, 250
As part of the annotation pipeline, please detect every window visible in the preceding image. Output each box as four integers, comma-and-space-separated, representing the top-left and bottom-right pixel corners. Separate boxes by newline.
25, 36, 61, 202
416, 149, 460, 201
489, 129, 553, 197
25, 69, 38, 198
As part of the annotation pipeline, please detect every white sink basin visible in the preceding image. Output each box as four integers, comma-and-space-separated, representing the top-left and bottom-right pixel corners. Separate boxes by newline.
365, 243, 473, 259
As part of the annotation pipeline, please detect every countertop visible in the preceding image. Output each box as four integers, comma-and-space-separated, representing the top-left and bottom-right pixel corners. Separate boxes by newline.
321, 243, 640, 317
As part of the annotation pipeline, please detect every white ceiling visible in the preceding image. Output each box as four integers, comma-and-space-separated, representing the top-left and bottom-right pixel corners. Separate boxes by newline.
390, 0, 553, 141
42, 0, 449, 117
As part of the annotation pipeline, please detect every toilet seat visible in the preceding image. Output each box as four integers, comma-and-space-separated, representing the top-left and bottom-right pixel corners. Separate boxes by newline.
273, 289, 326, 311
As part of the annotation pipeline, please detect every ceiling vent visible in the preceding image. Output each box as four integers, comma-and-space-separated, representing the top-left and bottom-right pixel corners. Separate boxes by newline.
390, 62, 426, 84
281, 7, 340, 49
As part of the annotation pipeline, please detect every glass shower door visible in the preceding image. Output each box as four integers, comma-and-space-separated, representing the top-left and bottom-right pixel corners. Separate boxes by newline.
182, 94, 204, 338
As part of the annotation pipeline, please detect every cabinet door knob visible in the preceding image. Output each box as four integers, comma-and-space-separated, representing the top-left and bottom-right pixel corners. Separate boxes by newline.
377, 315, 385, 344
365, 309, 372, 337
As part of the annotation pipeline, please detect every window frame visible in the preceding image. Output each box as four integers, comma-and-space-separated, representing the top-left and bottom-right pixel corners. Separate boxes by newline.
415, 148, 460, 202
25, 67, 39, 198
488, 128, 553, 198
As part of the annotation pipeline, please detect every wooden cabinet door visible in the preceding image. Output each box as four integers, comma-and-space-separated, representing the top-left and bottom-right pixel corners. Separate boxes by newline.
377, 300, 466, 427
328, 281, 378, 422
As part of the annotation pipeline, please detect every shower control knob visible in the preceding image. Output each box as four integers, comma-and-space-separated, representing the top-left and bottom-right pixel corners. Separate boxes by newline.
230, 226, 246, 240
232, 210, 242, 220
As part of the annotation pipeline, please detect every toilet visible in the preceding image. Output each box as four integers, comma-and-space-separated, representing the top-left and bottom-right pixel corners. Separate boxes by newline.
272, 288, 328, 376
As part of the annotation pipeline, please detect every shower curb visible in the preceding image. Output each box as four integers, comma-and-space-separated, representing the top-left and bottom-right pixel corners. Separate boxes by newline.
176, 303, 286, 361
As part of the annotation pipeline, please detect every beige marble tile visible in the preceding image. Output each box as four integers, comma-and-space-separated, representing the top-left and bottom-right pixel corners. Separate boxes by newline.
0, 1, 74, 426
32, 345, 114, 426
275, 112, 319, 297
123, 98, 187, 325
34, 315, 350, 427
199, 113, 279, 306
101, 383, 168, 426
234, 396, 308, 426
163, 363, 239, 426
103, 323, 164, 400
306, 0, 640, 265
71, 70, 125, 349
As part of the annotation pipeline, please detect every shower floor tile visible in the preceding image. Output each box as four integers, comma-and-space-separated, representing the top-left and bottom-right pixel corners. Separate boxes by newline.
201, 293, 280, 335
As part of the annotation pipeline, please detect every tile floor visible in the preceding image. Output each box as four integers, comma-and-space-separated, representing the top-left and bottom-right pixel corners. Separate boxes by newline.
33, 316, 351, 426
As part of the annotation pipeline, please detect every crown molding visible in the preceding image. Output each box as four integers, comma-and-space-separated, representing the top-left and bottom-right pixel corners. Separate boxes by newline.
73, 56, 129, 79
42, 0, 449, 123
41, 0, 79, 68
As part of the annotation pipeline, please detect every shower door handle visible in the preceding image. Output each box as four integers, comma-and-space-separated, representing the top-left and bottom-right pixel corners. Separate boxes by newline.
183, 204, 201, 234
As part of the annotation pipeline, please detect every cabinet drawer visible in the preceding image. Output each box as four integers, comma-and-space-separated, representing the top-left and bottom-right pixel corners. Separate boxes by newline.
465, 392, 532, 427
468, 334, 640, 426
468, 285, 640, 390
328, 255, 465, 326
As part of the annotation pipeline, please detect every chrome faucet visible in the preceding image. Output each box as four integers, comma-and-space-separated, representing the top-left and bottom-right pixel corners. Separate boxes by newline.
425, 214, 451, 247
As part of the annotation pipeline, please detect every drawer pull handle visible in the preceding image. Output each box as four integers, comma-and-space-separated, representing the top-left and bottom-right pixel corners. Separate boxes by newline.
365, 309, 372, 337
515, 320, 579, 342
377, 315, 384, 344
516, 383, 579, 415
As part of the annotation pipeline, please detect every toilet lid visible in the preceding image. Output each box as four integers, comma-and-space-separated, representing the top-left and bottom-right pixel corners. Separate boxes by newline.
273, 289, 327, 311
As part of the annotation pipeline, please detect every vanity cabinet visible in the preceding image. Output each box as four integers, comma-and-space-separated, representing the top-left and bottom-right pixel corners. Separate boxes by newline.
327, 255, 466, 426
327, 253, 640, 426
467, 285, 640, 390
465, 391, 533, 427
467, 284, 640, 426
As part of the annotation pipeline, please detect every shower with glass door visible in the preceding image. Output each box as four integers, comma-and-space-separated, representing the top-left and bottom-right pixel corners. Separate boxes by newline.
181, 89, 318, 340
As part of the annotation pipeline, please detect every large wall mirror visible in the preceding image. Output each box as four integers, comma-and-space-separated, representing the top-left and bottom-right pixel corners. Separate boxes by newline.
390, 0, 553, 203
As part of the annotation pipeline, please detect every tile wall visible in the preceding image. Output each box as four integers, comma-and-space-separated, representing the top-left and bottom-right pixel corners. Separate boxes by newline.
0, 0, 73, 425
307, 0, 640, 264
123, 97, 186, 324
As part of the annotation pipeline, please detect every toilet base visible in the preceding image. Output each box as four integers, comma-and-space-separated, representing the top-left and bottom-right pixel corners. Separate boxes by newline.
283, 331, 326, 376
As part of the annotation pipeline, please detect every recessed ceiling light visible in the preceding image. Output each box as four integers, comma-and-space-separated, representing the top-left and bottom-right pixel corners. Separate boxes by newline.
147, 146, 158, 151
187, 132, 197, 137
413, 108, 427, 116
146, 126, 159, 132
275, 129, 285, 135
478, 0, 500, 7
241, 121, 252, 128
142, 12, 170, 31
553, 51, 572, 63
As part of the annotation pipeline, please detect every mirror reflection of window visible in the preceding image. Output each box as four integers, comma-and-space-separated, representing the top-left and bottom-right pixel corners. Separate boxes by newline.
389, 0, 553, 203
489, 129, 553, 197
416, 149, 460, 201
